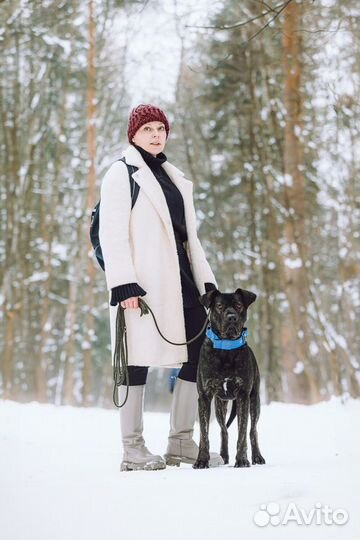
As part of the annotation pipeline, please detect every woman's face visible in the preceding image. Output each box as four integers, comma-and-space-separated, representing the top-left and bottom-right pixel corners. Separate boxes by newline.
132, 121, 167, 156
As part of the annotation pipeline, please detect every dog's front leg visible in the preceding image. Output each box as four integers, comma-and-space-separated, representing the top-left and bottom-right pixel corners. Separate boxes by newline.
250, 387, 266, 465
234, 395, 250, 468
193, 393, 211, 469
215, 397, 229, 464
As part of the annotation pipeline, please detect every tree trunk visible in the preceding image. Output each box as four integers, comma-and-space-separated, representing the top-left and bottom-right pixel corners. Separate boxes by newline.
82, 0, 97, 406
281, 1, 319, 403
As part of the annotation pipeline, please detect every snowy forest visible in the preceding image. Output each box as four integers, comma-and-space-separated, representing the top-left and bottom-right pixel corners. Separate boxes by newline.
1, 0, 359, 408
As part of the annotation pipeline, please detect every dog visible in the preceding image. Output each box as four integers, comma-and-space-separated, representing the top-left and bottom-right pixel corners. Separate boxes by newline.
193, 288, 266, 469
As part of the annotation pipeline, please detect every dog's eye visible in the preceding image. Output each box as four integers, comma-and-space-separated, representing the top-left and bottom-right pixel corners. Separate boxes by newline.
215, 302, 224, 310
235, 303, 244, 311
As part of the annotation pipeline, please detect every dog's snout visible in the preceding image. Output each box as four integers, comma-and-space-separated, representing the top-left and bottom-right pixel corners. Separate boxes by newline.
226, 312, 238, 323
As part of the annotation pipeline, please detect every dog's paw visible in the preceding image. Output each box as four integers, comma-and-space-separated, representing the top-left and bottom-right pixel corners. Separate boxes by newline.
193, 460, 210, 469
252, 454, 266, 465
234, 457, 251, 468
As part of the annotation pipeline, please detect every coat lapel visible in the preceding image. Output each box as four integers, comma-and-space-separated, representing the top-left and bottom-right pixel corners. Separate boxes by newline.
122, 145, 194, 243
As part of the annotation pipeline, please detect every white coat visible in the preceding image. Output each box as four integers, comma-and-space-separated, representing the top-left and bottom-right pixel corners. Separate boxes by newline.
99, 144, 217, 367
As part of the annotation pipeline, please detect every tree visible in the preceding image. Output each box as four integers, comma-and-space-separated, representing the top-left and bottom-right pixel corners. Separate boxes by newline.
171, 0, 360, 402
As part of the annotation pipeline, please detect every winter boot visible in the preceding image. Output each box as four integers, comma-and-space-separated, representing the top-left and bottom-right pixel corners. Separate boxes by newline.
164, 378, 223, 467
119, 385, 166, 471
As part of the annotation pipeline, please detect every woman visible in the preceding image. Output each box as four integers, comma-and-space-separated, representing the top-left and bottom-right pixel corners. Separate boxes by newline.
99, 104, 223, 471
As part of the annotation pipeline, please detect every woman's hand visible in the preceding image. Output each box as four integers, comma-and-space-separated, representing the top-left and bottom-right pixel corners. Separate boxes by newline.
120, 296, 139, 309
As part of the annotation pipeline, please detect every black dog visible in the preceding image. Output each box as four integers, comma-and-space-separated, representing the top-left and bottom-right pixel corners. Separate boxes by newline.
193, 288, 266, 469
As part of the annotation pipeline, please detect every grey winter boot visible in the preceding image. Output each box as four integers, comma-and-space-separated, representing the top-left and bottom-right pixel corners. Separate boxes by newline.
164, 378, 223, 467
119, 385, 166, 471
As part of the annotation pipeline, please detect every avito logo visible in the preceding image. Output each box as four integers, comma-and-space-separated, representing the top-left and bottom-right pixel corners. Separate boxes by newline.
253, 502, 349, 527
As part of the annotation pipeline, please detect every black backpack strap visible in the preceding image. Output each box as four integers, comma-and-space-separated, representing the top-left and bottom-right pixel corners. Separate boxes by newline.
90, 158, 140, 272
118, 157, 140, 209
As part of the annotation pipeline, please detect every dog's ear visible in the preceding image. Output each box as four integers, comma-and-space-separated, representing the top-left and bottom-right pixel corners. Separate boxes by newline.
199, 289, 219, 308
235, 288, 257, 308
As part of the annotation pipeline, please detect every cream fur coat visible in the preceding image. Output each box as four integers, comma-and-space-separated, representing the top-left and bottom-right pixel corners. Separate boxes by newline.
99, 145, 217, 367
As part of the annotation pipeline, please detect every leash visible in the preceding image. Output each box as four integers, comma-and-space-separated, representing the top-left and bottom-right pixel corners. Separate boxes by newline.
112, 298, 210, 408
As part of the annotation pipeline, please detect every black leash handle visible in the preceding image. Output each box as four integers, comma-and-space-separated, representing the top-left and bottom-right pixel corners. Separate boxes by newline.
112, 305, 129, 408
138, 298, 210, 346
112, 298, 210, 408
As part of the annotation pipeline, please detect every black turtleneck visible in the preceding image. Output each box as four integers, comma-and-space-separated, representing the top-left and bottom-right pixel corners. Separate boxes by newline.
110, 144, 216, 308
134, 144, 188, 243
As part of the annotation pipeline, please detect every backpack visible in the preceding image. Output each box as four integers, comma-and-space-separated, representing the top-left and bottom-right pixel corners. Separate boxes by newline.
90, 157, 139, 271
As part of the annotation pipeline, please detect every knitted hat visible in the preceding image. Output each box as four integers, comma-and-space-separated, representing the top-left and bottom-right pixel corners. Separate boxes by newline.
128, 104, 170, 142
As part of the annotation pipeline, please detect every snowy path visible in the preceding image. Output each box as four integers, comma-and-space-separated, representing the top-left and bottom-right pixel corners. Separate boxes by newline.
0, 398, 359, 540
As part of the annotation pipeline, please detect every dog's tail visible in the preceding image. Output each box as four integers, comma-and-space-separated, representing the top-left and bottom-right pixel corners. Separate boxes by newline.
226, 400, 237, 428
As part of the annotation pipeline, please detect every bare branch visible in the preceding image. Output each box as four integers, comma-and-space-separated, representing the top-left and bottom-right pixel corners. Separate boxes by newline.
186, 0, 292, 31
137, 0, 150, 14
244, 0, 294, 45
255, 0, 281, 15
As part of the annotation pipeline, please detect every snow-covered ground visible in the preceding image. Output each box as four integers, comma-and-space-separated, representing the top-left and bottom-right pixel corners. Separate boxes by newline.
0, 398, 359, 540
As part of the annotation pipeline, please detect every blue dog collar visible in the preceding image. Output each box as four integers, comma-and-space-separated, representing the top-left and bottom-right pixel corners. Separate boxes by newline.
205, 327, 248, 350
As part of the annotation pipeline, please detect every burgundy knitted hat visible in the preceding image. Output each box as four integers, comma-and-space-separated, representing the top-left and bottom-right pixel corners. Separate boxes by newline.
128, 104, 170, 142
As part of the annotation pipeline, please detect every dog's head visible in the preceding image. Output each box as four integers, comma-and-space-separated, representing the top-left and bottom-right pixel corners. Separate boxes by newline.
199, 288, 256, 340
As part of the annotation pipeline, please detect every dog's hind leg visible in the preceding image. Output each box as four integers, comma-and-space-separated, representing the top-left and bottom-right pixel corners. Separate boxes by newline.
214, 398, 229, 464
249, 385, 266, 465
193, 394, 212, 469
234, 395, 250, 468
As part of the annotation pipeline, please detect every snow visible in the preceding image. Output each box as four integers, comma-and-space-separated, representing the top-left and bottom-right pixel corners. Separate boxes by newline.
23, 271, 49, 284
284, 257, 303, 269
244, 163, 254, 172
293, 361, 304, 374
36, 63, 47, 82
30, 94, 40, 110
0, 398, 359, 540
310, 341, 320, 356
42, 35, 72, 56
51, 243, 68, 261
